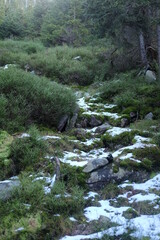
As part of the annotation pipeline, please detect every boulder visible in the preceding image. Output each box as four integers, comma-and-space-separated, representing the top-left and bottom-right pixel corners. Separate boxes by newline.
145, 70, 156, 83
83, 158, 109, 173
95, 122, 111, 134
73, 128, 86, 139
144, 112, 153, 120
57, 115, 69, 132
0, 179, 20, 200
121, 118, 129, 128
87, 166, 128, 186
130, 112, 137, 121
89, 116, 102, 127
81, 118, 88, 128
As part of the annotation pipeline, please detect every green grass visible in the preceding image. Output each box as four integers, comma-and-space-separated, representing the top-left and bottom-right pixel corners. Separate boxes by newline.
0, 67, 76, 132
100, 71, 160, 120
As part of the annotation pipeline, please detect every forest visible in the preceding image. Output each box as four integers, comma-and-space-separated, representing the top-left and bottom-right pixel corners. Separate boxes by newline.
0, 1, 160, 240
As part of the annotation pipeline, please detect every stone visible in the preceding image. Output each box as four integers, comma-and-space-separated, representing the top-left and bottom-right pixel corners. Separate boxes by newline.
57, 115, 69, 132
144, 112, 153, 120
95, 122, 111, 134
107, 153, 113, 163
87, 166, 130, 188
83, 158, 109, 173
81, 118, 88, 128
66, 107, 79, 130
130, 112, 137, 121
145, 70, 156, 83
121, 118, 129, 128
73, 128, 86, 139
89, 115, 102, 127
0, 179, 20, 200
73, 56, 81, 61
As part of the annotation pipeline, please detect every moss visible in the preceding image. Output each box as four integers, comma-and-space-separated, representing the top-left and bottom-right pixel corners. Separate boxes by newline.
60, 164, 88, 189
112, 164, 119, 173
120, 159, 140, 170
101, 130, 138, 149
101, 183, 121, 199
122, 107, 138, 115
133, 146, 160, 171
123, 208, 139, 219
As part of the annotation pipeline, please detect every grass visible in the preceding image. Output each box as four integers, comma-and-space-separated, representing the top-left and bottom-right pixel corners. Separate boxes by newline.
100, 71, 160, 120
0, 173, 85, 240
0, 39, 113, 86
0, 67, 76, 132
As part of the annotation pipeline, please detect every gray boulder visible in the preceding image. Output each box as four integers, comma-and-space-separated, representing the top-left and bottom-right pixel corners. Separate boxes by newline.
89, 116, 102, 127
58, 115, 69, 132
144, 112, 153, 120
145, 70, 156, 83
83, 158, 109, 173
121, 118, 129, 128
0, 179, 20, 200
95, 122, 111, 134
87, 166, 131, 189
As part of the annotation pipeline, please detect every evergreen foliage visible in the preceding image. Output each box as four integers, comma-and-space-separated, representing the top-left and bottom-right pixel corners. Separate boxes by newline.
0, 68, 76, 132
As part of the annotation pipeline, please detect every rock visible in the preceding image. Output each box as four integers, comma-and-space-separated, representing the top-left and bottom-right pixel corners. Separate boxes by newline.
95, 122, 111, 134
145, 70, 156, 83
130, 112, 137, 121
89, 115, 102, 127
0, 179, 20, 200
81, 118, 88, 128
107, 153, 113, 163
83, 158, 109, 173
144, 112, 153, 120
121, 118, 129, 128
66, 107, 79, 130
73, 128, 86, 139
57, 115, 69, 132
123, 208, 139, 219
73, 56, 81, 61
87, 166, 128, 187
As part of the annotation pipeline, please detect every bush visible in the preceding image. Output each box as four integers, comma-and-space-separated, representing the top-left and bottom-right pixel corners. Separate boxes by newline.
10, 126, 48, 174
0, 68, 76, 132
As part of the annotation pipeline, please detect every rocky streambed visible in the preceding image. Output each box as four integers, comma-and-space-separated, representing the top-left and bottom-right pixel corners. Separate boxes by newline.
1, 91, 160, 240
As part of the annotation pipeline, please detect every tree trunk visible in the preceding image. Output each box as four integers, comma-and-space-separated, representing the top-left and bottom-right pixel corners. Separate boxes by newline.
139, 30, 148, 67
157, 25, 160, 82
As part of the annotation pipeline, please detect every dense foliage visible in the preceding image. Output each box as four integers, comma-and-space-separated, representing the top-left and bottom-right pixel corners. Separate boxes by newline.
0, 68, 76, 132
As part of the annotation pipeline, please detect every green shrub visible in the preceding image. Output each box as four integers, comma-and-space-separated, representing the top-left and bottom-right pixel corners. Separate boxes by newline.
0, 68, 76, 132
45, 182, 85, 216
10, 126, 48, 174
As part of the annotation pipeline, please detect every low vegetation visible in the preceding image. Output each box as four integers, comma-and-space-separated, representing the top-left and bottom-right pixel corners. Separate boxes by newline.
0, 67, 76, 132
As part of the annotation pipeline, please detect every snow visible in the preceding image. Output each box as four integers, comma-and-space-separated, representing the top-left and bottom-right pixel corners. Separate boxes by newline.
120, 174, 160, 192
84, 199, 129, 224
50, 174, 56, 188
15, 227, 25, 232
78, 97, 90, 110
82, 111, 120, 119
41, 135, 60, 140
107, 127, 131, 137
84, 191, 99, 200
130, 214, 160, 240
128, 193, 159, 203
69, 217, 77, 222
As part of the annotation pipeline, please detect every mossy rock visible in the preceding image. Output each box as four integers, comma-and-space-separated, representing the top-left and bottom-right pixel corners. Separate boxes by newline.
133, 146, 160, 171
123, 208, 139, 219
122, 107, 138, 115
101, 130, 138, 149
